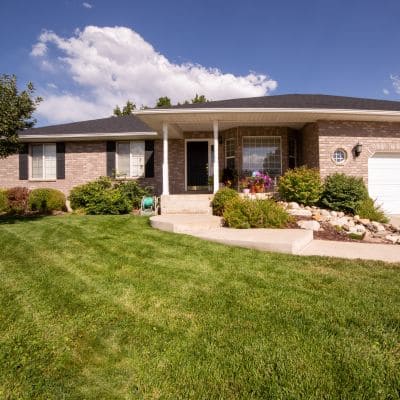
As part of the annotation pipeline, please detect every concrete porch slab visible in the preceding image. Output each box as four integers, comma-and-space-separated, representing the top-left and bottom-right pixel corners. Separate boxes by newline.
300, 240, 400, 263
150, 214, 313, 254
192, 228, 313, 255
150, 214, 222, 233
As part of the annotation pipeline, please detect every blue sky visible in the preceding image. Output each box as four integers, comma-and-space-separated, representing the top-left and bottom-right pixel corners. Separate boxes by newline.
1, 0, 400, 125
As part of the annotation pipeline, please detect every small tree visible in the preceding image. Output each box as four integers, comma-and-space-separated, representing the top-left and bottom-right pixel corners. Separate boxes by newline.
191, 94, 208, 103
156, 96, 171, 108
0, 74, 42, 158
113, 100, 136, 116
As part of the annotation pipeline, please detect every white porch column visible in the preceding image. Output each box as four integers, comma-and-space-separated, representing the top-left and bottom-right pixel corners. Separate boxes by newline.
162, 122, 169, 195
213, 120, 219, 193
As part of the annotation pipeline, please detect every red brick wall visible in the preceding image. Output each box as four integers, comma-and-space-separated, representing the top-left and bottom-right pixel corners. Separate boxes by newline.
0, 140, 163, 195
317, 120, 400, 183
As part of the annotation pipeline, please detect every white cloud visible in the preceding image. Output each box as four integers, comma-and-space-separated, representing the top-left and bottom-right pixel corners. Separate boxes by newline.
383, 88, 390, 95
82, 2, 93, 9
391, 74, 400, 94
31, 26, 277, 124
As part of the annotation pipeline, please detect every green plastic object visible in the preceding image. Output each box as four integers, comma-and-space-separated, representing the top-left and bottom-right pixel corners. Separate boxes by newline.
143, 197, 154, 209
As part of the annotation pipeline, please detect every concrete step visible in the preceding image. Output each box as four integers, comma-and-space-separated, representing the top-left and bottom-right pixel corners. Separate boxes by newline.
150, 214, 222, 233
160, 194, 213, 215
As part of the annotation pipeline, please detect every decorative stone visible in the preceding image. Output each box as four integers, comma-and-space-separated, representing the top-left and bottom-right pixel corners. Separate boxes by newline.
288, 202, 300, 209
349, 224, 366, 234
338, 212, 345, 218
305, 206, 311, 210
331, 217, 349, 227
312, 212, 322, 222
359, 218, 370, 226
297, 220, 321, 231
330, 211, 338, 217
385, 234, 400, 244
354, 215, 360, 221
371, 221, 386, 232
288, 209, 312, 217
320, 209, 331, 217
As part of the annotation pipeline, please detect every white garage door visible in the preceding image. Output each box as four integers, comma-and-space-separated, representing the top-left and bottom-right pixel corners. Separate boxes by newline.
368, 153, 400, 214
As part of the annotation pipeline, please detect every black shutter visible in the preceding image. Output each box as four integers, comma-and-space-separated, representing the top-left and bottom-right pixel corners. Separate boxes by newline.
106, 141, 116, 177
19, 144, 29, 180
145, 140, 154, 178
56, 142, 65, 179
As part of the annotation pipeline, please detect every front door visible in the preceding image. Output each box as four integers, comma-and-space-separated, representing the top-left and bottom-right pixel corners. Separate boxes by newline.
187, 141, 209, 191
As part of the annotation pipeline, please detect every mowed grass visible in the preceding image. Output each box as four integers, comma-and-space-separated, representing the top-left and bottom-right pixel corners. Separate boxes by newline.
0, 215, 399, 399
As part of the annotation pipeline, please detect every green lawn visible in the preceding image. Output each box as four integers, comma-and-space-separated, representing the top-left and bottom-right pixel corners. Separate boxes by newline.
0, 215, 399, 399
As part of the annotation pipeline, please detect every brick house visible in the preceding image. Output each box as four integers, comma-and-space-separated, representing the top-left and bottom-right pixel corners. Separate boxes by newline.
1, 94, 400, 213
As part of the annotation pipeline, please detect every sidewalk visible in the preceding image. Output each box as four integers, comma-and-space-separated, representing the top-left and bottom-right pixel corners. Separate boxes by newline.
150, 215, 400, 264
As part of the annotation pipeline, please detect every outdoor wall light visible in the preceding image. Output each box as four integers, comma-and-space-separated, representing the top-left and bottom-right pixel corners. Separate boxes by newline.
354, 143, 363, 157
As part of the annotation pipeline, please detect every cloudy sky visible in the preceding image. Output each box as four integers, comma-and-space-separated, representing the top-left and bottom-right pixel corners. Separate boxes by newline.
1, 0, 400, 126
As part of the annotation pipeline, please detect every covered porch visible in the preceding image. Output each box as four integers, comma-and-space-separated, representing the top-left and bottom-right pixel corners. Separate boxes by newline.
135, 107, 321, 196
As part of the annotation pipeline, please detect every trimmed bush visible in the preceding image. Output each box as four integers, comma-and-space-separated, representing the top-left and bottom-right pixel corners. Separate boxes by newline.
69, 177, 112, 211
0, 189, 9, 213
69, 177, 148, 215
7, 187, 30, 214
114, 180, 149, 209
278, 167, 323, 206
321, 173, 369, 214
29, 189, 66, 213
84, 189, 131, 215
355, 197, 388, 223
212, 187, 239, 216
223, 198, 291, 229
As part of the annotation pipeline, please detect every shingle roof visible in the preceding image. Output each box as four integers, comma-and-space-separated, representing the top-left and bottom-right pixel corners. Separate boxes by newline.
168, 94, 400, 111
22, 114, 154, 135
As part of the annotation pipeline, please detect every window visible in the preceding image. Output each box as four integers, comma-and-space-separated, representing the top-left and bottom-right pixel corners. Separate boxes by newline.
116, 141, 145, 177
31, 144, 56, 180
332, 148, 347, 164
242, 136, 281, 176
225, 138, 235, 169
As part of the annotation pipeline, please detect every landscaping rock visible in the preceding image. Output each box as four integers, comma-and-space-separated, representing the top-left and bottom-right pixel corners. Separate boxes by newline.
297, 220, 321, 231
331, 217, 349, 227
349, 224, 366, 235
330, 211, 338, 217
371, 221, 386, 232
288, 202, 300, 209
320, 209, 331, 217
288, 208, 312, 217
359, 218, 370, 226
385, 234, 400, 244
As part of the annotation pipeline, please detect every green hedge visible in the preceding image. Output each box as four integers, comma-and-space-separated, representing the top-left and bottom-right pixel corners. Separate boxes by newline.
212, 188, 239, 216
28, 189, 66, 213
321, 173, 369, 214
0, 189, 9, 213
278, 167, 323, 206
223, 198, 291, 229
69, 177, 149, 215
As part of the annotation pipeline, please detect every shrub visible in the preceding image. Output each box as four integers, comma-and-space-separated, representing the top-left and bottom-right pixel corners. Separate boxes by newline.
69, 177, 147, 214
212, 187, 239, 216
84, 189, 131, 215
115, 180, 149, 209
278, 167, 323, 206
355, 197, 388, 223
0, 189, 9, 213
321, 173, 369, 214
223, 198, 291, 229
69, 177, 113, 210
6, 187, 30, 214
29, 189, 66, 213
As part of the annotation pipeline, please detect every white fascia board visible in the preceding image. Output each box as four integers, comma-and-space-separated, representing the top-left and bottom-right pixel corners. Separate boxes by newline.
135, 108, 400, 117
19, 131, 158, 141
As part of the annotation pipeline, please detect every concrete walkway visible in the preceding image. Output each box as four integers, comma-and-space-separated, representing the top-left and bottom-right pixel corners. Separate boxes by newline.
150, 214, 400, 264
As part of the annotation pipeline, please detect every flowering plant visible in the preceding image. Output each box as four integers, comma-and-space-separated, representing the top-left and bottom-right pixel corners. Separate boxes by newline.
240, 171, 273, 192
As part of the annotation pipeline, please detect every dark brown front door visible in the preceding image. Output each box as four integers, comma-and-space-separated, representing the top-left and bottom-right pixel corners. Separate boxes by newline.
187, 141, 208, 190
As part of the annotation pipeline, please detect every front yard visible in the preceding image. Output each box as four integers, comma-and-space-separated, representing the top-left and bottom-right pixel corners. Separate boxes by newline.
0, 215, 399, 399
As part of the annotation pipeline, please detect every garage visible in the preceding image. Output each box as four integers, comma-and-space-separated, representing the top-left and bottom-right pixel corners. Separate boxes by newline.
368, 153, 400, 214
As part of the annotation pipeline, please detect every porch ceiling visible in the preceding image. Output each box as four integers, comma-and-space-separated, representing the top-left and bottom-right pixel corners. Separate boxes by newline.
135, 108, 400, 138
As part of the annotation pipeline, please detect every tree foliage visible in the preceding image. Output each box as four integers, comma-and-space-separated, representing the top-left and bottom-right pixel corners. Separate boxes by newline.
113, 100, 136, 116
191, 94, 208, 103
156, 96, 172, 108
0, 74, 42, 158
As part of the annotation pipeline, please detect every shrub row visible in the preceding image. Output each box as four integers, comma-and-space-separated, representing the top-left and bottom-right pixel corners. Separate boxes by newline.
69, 177, 148, 215
278, 168, 387, 221
0, 187, 66, 215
